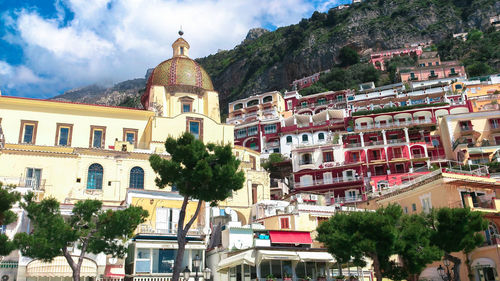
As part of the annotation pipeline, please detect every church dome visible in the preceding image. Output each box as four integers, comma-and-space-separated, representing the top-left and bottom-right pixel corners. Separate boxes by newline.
141, 34, 214, 109
147, 56, 214, 91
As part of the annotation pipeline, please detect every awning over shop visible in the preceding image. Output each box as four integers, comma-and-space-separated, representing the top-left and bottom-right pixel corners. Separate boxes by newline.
468, 146, 500, 155
26, 256, 97, 277
472, 258, 496, 268
297, 251, 335, 263
217, 250, 255, 271
257, 250, 300, 263
104, 265, 125, 278
269, 231, 313, 244
419, 267, 440, 280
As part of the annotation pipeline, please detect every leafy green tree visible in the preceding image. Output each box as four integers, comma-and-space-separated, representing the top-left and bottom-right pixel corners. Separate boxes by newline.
427, 207, 488, 281
394, 214, 443, 281
317, 211, 364, 277
14, 196, 148, 281
339, 46, 360, 67
149, 132, 245, 281
467, 61, 494, 77
317, 204, 403, 281
0, 182, 20, 256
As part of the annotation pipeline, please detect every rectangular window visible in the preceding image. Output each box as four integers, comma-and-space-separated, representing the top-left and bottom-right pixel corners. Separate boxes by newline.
404, 207, 408, 214
430, 70, 435, 76
323, 151, 334, 162
136, 249, 151, 273
189, 121, 200, 139
55, 123, 73, 146
19, 120, 38, 144
393, 147, 402, 158
182, 103, 191, 113
0, 225, 5, 234
152, 249, 178, 273
412, 203, 417, 212
248, 126, 258, 136
123, 128, 138, 146
280, 217, 290, 229
25, 168, 42, 189
450, 67, 455, 74
264, 124, 277, 134
237, 129, 247, 138
428, 62, 432, 66
90, 126, 106, 148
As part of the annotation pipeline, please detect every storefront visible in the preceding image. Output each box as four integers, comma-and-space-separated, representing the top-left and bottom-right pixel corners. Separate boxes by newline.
128, 235, 206, 278
218, 248, 335, 281
25, 256, 98, 281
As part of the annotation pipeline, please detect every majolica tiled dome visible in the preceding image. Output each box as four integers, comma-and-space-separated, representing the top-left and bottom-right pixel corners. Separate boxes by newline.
147, 56, 214, 91
141, 36, 215, 109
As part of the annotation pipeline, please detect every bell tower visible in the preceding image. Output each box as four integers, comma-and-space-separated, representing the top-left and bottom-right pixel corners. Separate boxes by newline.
172, 29, 190, 58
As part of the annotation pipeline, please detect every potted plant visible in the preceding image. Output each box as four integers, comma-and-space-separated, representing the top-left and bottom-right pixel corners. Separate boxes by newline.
266, 274, 276, 281
317, 275, 327, 281
334, 275, 346, 281
283, 272, 293, 281
302, 276, 312, 281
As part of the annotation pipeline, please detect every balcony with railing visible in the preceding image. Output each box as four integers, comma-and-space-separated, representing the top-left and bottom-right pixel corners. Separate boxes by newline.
365, 140, 385, 147
294, 176, 363, 189
137, 222, 203, 236
344, 142, 363, 148
0, 176, 45, 201
354, 118, 435, 131
329, 194, 365, 205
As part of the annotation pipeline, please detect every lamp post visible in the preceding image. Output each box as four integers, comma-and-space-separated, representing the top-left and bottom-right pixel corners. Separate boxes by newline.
193, 254, 202, 281
437, 258, 455, 281
183, 266, 191, 281
203, 267, 212, 281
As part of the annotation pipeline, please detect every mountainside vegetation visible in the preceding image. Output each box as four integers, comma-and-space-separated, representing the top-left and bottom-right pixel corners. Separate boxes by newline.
197, 0, 499, 112
52, 0, 500, 112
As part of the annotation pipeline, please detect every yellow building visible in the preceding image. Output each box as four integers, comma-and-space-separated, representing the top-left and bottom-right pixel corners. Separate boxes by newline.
357, 170, 500, 281
0, 35, 269, 281
439, 111, 500, 164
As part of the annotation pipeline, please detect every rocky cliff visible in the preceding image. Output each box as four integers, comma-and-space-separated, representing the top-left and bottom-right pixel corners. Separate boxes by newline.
52, 0, 500, 111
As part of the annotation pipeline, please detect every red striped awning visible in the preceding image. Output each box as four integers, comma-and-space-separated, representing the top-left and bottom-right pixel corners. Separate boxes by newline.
104, 265, 124, 278
269, 231, 313, 244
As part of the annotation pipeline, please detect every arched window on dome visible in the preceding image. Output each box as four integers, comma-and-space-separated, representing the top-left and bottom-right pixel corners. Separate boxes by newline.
130, 167, 144, 189
87, 164, 103, 190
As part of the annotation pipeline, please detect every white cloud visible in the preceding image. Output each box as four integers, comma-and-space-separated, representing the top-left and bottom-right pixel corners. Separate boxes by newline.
0, 61, 44, 89
2, 0, 336, 98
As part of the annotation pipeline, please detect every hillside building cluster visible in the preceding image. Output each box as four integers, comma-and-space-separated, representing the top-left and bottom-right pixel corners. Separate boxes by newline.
1, 34, 500, 281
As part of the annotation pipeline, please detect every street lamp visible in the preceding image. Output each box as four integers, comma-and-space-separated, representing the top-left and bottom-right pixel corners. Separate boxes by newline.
203, 267, 212, 281
193, 254, 202, 281
183, 266, 191, 281
436, 258, 454, 281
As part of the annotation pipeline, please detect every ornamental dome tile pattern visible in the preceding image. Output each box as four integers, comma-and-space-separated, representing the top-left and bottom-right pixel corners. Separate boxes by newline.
147, 57, 214, 91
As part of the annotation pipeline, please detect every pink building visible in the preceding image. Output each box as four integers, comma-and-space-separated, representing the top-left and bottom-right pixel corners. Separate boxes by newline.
291, 73, 321, 90
369, 46, 423, 71
398, 52, 466, 82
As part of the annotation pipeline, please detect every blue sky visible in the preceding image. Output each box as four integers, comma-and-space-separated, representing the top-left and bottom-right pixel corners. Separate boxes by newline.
0, 0, 350, 98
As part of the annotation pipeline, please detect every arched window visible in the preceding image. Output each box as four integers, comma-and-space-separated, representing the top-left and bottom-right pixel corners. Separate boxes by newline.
318, 133, 325, 140
302, 134, 309, 142
130, 167, 144, 189
87, 163, 103, 190
286, 136, 292, 143
263, 96, 273, 103
233, 103, 243, 110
